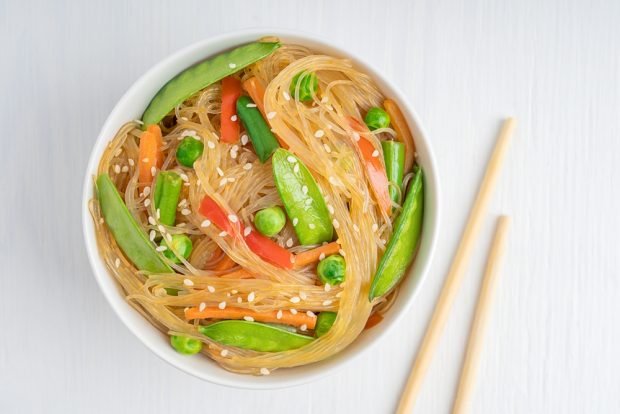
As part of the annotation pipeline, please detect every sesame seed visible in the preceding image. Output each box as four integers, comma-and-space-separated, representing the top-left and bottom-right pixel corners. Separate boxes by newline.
306, 311, 316, 317
246, 103, 257, 108
144, 199, 151, 207
267, 111, 277, 119
319, 253, 326, 261
142, 157, 149, 163
219, 231, 227, 237
247, 292, 255, 302
151, 166, 157, 177
179, 173, 189, 182
327, 204, 335, 214
207, 141, 216, 149
181, 208, 191, 216
314, 130, 325, 138
352, 132, 360, 141
339, 249, 346, 257
201, 220, 211, 228
148, 216, 157, 225
243, 316, 254, 322
128, 159, 135, 166
237, 297, 242, 303
287, 155, 297, 163
321, 96, 329, 103
290, 296, 300, 303
207, 285, 215, 293
230, 115, 238, 122
114, 258, 120, 268
228, 214, 238, 223
228, 63, 236, 69
241, 134, 249, 145
231, 290, 238, 294
243, 227, 252, 237
143, 186, 151, 196
199, 302, 206, 312
299, 291, 307, 300
99, 217, 104, 224
260, 368, 270, 376
276, 310, 283, 319
216, 167, 224, 176
372, 149, 380, 158
227, 177, 235, 182
286, 238, 293, 248
302, 185, 308, 194
292, 218, 299, 226
149, 230, 156, 241
113, 165, 121, 174
300, 324, 307, 331
220, 349, 229, 357
156, 245, 167, 252
156, 208, 161, 219
121, 166, 129, 173
158, 224, 165, 233
324, 283, 331, 292
323, 144, 332, 153
380, 238, 387, 244
309, 223, 316, 229
219, 178, 228, 187
283, 91, 291, 101
353, 224, 360, 232
322, 300, 333, 306
290, 308, 298, 315
218, 301, 226, 310
332, 219, 340, 229
183, 278, 193, 286
243, 163, 252, 170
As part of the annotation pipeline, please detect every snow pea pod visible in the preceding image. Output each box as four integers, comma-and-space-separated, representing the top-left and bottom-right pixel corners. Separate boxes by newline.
369, 168, 424, 300
142, 42, 280, 126
198, 320, 313, 352
236, 95, 280, 162
272, 149, 333, 245
153, 171, 182, 226
97, 174, 172, 274
315, 312, 337, 337
381, 140, 405, 205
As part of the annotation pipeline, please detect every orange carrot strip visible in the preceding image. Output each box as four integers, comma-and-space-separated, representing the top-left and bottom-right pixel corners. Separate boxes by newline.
220, 76, 243, 143
347, 117, 392, 216
242, 76, 289, 149
214, 253, 236, 271
364, 313, 384, 330
138, 126, 164, 185
384, 99, 416, 173
294, 242, 341, 268
184, 306, 316, 329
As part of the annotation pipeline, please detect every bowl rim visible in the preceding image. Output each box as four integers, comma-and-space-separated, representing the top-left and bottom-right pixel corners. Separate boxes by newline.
82, 27, 440, 389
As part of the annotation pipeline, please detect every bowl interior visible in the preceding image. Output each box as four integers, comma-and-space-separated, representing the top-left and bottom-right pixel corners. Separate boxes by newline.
82, 28, 440, 389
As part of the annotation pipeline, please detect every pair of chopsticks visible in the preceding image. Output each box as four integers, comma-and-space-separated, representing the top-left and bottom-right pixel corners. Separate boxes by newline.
397, 118, 516, 413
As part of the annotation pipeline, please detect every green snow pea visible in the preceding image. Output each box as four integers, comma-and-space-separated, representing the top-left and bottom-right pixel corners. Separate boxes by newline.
369, 168, 424, 300
381, 140, 405, 205
142, 42, 280, 126
153, 171, 183, 226
170, 335, 202, 355
289, 71, 318, 102
315, 312, 337, 337
236, 95, 280, 163
96, 174, 172, 274
160, 234, 193, 264
271, 149, 333, 245
254, 206, 286, 237
317, 254, 346, 285
198, 320, 313, 352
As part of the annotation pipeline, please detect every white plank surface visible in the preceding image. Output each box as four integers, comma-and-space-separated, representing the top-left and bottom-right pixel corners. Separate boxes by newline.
1, 0, 619, 412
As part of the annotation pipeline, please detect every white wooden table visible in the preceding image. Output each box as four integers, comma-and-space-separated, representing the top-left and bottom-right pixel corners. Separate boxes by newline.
2, 0, 619, 412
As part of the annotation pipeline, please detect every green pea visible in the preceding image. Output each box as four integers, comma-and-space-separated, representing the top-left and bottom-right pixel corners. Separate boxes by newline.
317, 254, 346, 285
364, 107, 391, 131
315, 312, 337, 337
170, 335, 203, 355
289, 71, 318, 102
160, 234, 193, 264
254, 206, 286, 237
176, 136, 204, 167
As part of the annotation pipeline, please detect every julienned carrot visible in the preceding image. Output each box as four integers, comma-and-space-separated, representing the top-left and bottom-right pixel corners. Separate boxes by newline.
242, 76, 289, 149
364, 313, 384, 329
214, 253, 237, 271
347, 117, 392, 216
185, 306, 316, 329
138, 125, 164, 185
383, 99, 416, 173
294, 242, 341, 268
220, 76, 243, 143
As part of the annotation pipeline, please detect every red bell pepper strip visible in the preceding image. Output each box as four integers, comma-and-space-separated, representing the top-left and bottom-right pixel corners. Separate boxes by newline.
346, 117, 392, 216
198, 196, 294, 269
220, 76, 243, 143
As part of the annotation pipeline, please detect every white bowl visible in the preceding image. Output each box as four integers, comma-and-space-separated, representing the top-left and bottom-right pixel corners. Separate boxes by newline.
82, 28, 440, 389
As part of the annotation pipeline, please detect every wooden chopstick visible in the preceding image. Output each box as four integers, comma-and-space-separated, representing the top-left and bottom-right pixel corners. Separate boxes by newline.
452, 216, 511, 414
396, 118, 516, 413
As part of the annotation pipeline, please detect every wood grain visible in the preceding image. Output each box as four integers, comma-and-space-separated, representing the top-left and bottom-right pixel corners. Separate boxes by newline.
1, 0, 619, 413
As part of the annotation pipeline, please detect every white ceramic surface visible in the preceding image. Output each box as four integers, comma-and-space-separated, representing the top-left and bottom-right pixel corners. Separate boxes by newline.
81, 28, 439, 389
